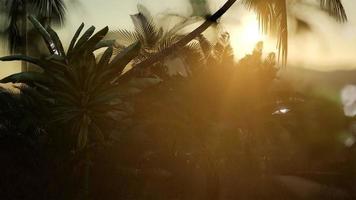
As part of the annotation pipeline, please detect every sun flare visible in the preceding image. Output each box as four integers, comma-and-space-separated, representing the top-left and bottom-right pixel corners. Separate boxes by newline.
241, 18, 263, 44
229, 14, 274, 59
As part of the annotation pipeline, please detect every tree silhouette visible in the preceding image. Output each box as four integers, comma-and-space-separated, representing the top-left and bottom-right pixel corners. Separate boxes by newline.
123, 0, 347, 79
105, 5, 208, 78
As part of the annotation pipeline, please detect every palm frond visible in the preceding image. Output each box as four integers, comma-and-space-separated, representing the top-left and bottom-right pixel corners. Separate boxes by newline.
241, 0, 347, 66
130, 13, 161, 48
98, 47, 113, 68
28, 15, 58, 54
240, 0, 287, 65
0, 17, 161, 152
79, 26, 109, 52
29, 0, 66, 24
157, 34, 182, 52
104, 29, 140, 47
211, 32, 234, 64
46, 26, 65, 56
197, 34, 212, 58
67, 23, 85, 55
319, 0, 347, 22
0, 54, 43, 67
183, 41, 205, 67
137, 4, 153, 20
0, 72, 48, 84
94, 40, 115, 51
108, 42, 141, 75
74, 26, 95, 50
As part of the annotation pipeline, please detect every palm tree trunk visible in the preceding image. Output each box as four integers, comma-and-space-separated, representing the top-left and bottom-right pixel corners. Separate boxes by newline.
21, 1, 28, 72
121, 0, 237, 80
83, 152, 90, 200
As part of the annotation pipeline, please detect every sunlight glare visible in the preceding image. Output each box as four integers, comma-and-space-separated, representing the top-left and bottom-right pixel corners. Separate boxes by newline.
229, 14, 274, 59
242, 19, 263, 45
273, 107, 291, 115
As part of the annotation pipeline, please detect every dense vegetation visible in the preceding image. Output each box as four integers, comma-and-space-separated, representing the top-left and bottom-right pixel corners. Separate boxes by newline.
0, 1, 354, 200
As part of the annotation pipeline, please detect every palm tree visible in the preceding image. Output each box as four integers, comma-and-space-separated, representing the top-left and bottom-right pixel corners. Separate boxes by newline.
123, 0, 346, 79
1, 0, 66, 71
105, 5, 208, 78
0, 16, 161, 200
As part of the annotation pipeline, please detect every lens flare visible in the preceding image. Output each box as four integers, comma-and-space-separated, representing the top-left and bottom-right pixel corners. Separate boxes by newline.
229, 14, 274, 59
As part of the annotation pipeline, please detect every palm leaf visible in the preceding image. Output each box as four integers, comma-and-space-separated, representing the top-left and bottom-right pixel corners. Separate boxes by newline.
31, 0, 66, 24
94, 40, 115, 51
0, 55, 44, 68
98, 47, 113, 68
68, 23, 85, 55
28, 15, 57, 54
197, 34, 212, 58
76, 115, 90, 149
79, 26, 109, 52
319, 0, 347, 22
131, 13, 160, 47
45, 54, 66, 62
73, 26, 96, 50
47, 26, 66, 56
88, 88, 122, 107
157, 34, 182, 52
241, 0, 347, 66
105, 29, 141, 47
108, 42, 141, 75
240, 0, 286, 65
0, 72, 48, 84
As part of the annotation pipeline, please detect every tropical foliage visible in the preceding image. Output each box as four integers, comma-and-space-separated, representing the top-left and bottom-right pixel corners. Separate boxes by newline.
103, 37, 353, 200
104, 5, 208, 78
131, 0, 347, 72
0, 1, 354, 200
0, 16, 161, 151
95, 37, 285, 199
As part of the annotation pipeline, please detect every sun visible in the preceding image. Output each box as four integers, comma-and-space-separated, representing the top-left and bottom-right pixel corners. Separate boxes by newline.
229, 14, 272, 59
242, 18, 263, 44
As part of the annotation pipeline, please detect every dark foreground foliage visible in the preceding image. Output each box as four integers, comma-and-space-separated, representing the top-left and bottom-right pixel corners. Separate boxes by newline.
0, 17, 355, 200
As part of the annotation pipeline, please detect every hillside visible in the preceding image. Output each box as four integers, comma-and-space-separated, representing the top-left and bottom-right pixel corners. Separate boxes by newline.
279, 67, 356, 103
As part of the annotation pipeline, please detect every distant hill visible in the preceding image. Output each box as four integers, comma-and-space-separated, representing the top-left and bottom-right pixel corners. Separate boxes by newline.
279, 67, 356, 103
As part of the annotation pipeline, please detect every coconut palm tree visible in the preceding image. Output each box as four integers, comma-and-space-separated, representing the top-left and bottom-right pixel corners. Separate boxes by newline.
105, 5, 208, 78
123, 0, 346, 79
1, 0, 66, 71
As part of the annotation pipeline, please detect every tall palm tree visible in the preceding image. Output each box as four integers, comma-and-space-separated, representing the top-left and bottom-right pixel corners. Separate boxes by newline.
105, 5, 209, 78
1, 0, 66, 71
123, 0, 346, 78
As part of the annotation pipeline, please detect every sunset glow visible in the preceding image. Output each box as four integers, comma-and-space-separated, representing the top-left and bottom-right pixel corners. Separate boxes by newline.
229, 14, 274, 59
240, 17, 263, 45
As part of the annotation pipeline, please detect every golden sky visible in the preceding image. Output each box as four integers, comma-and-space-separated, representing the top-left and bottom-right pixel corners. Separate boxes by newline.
1, 0, 356, 78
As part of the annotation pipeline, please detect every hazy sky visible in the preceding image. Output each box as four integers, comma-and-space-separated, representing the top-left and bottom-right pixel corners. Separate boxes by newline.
1, 0, 356, 77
